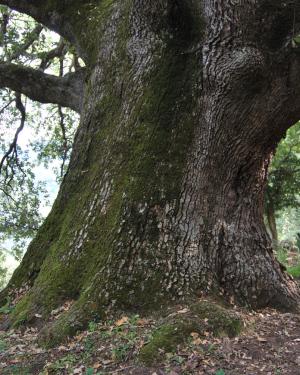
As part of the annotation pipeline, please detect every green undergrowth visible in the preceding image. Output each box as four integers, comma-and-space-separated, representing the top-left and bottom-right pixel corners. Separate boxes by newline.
275, 247, 300, 279
287, 264, 300, 278
0, 300, 243, 375
1, 300, 243, 374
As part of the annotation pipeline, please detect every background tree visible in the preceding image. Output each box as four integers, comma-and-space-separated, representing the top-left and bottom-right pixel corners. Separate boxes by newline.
0, 6, 79, 266
265, 121, 300, 244
0, 0, 299, 347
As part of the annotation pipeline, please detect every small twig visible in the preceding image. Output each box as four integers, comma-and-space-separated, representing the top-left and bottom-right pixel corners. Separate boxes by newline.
0, 98, 14, 115
0, 185, 17, 202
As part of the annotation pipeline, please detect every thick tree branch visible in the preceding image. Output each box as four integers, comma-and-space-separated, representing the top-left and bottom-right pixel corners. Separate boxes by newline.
0, 63, 85, 113
0, 1, 68, 36
255, 1, 300, 133
275, 47, 300, 126
0, 0, 96, 59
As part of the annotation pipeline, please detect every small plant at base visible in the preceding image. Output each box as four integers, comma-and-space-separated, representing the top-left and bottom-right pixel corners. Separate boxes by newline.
207, 343, 216, 353
48, 354, 78, 371
88, 321, 98, 332
0, 339, 7, 352
0, 298, 13, 314
112, 343, 132, 361
3, 366, 30, 375
215, 370, 225, 375
275, 247, 288, 266
172, 355, 185, 364
100, 330, 112, 339
287, 264, 300, 279
128, 314, 140, 325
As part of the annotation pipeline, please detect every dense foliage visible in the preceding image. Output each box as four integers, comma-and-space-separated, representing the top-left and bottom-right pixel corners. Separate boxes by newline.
265, 121, 300, 243
266, 122, 300, 213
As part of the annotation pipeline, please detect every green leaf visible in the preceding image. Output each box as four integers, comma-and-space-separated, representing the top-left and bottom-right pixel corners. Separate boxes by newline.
293, 35, 300, 44
0, 298, 12, 314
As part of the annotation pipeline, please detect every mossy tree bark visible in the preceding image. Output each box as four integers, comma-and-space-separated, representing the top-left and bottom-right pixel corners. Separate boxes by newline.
266, 197, 279, 245
1, 0, 300, 343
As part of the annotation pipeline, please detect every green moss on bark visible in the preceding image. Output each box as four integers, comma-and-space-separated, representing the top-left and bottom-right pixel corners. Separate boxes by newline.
139, 300, 242, 365
3, 0, 207, 339
139, 322, 197, 365
190, 301, 242, 337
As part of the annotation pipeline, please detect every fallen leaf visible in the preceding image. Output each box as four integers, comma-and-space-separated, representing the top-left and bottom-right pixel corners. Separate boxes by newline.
93, 362, 101, 369
58, 345, 69, 351
257, 336, 267, 343
73, 365, 85, 374
115, 316, 129, 326
177, 308, 189, 314
137, 318, 149, 326
193, 338, 202, 345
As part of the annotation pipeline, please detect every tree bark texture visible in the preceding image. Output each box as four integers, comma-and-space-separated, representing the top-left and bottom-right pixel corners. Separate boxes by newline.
266, 198, 279, 245
1, 0, 300, 344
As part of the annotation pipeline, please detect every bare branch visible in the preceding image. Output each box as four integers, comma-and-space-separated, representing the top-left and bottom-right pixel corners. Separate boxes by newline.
0, 1, 70, 39
39, 38, 67, 71
0, 97, 13, 114
0, 62, 85, 112
0, 92, 26, 177
0, 0, 97, 58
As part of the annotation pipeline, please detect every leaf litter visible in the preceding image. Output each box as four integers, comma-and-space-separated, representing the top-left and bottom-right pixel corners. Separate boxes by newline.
0, 304, 300, 374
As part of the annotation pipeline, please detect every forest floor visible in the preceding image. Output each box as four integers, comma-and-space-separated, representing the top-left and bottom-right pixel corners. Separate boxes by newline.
0, 301, 300, 375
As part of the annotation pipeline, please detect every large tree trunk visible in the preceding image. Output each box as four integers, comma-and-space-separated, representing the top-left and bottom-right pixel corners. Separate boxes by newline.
2, 0, 300, 345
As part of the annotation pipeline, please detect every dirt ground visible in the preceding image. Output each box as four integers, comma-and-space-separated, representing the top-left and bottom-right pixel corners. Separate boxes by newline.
0, 303, 300, 375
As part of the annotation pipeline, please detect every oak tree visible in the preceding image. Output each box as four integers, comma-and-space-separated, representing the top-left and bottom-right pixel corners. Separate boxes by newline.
0, 0, 300, 345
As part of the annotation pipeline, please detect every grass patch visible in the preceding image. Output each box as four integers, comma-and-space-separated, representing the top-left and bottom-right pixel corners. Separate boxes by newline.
287, 264, 300, 278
